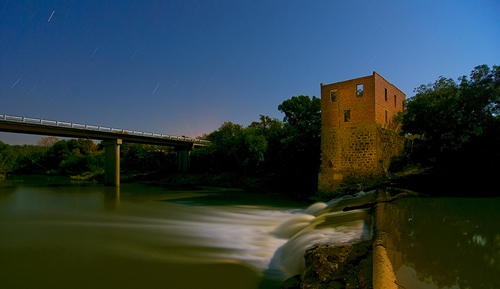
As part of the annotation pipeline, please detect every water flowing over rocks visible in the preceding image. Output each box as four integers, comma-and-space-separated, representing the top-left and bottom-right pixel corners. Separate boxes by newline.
280, 190, 411, 289
276, 192, 376, 288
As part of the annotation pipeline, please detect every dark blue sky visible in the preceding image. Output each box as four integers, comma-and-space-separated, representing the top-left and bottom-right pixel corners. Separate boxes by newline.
2, 0, 499, 144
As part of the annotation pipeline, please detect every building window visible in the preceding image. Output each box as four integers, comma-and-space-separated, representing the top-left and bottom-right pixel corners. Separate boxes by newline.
356, 84, 364, 97
394, 95, 397, 107
330, 89, 337, 102
344, 109, 350, 122
385, 88, 388, 101
385, 110, 388, 124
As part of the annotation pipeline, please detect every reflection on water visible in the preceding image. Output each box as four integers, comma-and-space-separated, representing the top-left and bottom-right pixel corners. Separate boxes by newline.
0, 175, 372, 289
384, 197, 500, 289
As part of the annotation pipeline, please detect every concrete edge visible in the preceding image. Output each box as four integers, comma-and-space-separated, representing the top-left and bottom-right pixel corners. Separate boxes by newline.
372, 190, 399, 289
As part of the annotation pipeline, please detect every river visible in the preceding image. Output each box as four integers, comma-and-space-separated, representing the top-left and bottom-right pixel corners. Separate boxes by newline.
1, 175, 498, 289
382, 195, 500, 289
0, 175, 372, 289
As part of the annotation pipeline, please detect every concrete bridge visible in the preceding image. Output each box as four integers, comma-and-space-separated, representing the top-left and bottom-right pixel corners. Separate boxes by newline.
0, 114, 207, 186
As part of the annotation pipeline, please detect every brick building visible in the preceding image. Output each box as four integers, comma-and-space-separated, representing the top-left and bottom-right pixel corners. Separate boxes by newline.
318, 72, 406, 192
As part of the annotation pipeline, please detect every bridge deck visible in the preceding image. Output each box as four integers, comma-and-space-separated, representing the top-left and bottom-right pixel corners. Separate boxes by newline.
0, 114, 207, 148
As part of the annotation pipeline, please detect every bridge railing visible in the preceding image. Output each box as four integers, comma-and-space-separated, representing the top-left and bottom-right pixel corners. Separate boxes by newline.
0, 114, 209, 144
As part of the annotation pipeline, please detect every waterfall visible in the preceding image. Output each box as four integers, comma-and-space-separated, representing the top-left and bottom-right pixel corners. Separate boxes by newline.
264, 190, 375, 280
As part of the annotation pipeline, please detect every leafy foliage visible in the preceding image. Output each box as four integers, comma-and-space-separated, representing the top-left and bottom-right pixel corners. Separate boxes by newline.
40, 139, 101, 175
0, 141, 17, 173
1, 138, 104, 176
121, 143, 176, 176
277, 95, 321, 195
193, 95, 321, 197
398, 64, 500, 184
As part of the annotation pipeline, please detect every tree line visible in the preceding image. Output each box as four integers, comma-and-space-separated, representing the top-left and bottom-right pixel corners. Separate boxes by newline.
189, 95, 321, 197
1, 64, 498, 197
393, 64, 499, 195
0, 137, 179, 182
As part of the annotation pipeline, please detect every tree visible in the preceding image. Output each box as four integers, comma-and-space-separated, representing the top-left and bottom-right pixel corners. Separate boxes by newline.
204, 121, 244, 172
402, 65, 499, 155
236, 127, 267, 172
278, 95, 322, 138
8, 144, 48, 173
197, 121, 268, 175
0, 141, 17, 173
35, 138, 103, 175
248, 115, 284, 175
37, 136, 59, 147
398, 64, 500, 185
277, 95, 322, 196
121, 143, 175, 175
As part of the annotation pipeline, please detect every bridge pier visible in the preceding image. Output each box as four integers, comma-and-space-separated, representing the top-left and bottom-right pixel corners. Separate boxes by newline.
103, 139, 122, 186
176, 148, 190, 173
0, 114, 206, 186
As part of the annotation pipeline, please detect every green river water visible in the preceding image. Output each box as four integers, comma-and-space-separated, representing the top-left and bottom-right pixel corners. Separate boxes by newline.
0, 175, 498, 289
383, 196, 500, 289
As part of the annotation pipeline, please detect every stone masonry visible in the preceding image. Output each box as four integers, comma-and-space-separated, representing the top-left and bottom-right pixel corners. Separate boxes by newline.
318, 72, 406, 192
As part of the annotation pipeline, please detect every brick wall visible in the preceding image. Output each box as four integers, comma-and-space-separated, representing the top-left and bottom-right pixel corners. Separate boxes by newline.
321, 74, 376, 127
319, 72, 406, 192
373, 73, 405, 128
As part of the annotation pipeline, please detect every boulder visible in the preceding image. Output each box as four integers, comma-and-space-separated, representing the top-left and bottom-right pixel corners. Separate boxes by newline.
300, 240, 372, 289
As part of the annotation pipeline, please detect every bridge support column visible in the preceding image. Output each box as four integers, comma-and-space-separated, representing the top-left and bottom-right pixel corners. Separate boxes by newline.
176, 148, 190, 173
103, 139, 122, 186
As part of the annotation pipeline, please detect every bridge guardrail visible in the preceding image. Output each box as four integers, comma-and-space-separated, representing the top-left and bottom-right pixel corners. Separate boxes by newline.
0, 114, 209, 144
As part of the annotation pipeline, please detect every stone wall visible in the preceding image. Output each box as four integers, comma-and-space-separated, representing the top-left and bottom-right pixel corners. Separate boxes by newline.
376, 126, 405, 175
319, 124, 378, 189
319, 123, 404, 192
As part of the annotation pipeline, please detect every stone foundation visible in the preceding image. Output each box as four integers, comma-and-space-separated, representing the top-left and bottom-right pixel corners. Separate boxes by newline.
319, 124, 404, 192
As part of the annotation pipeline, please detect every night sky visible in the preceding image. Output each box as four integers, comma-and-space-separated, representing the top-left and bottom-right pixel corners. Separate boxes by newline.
1, 0, 499, 144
